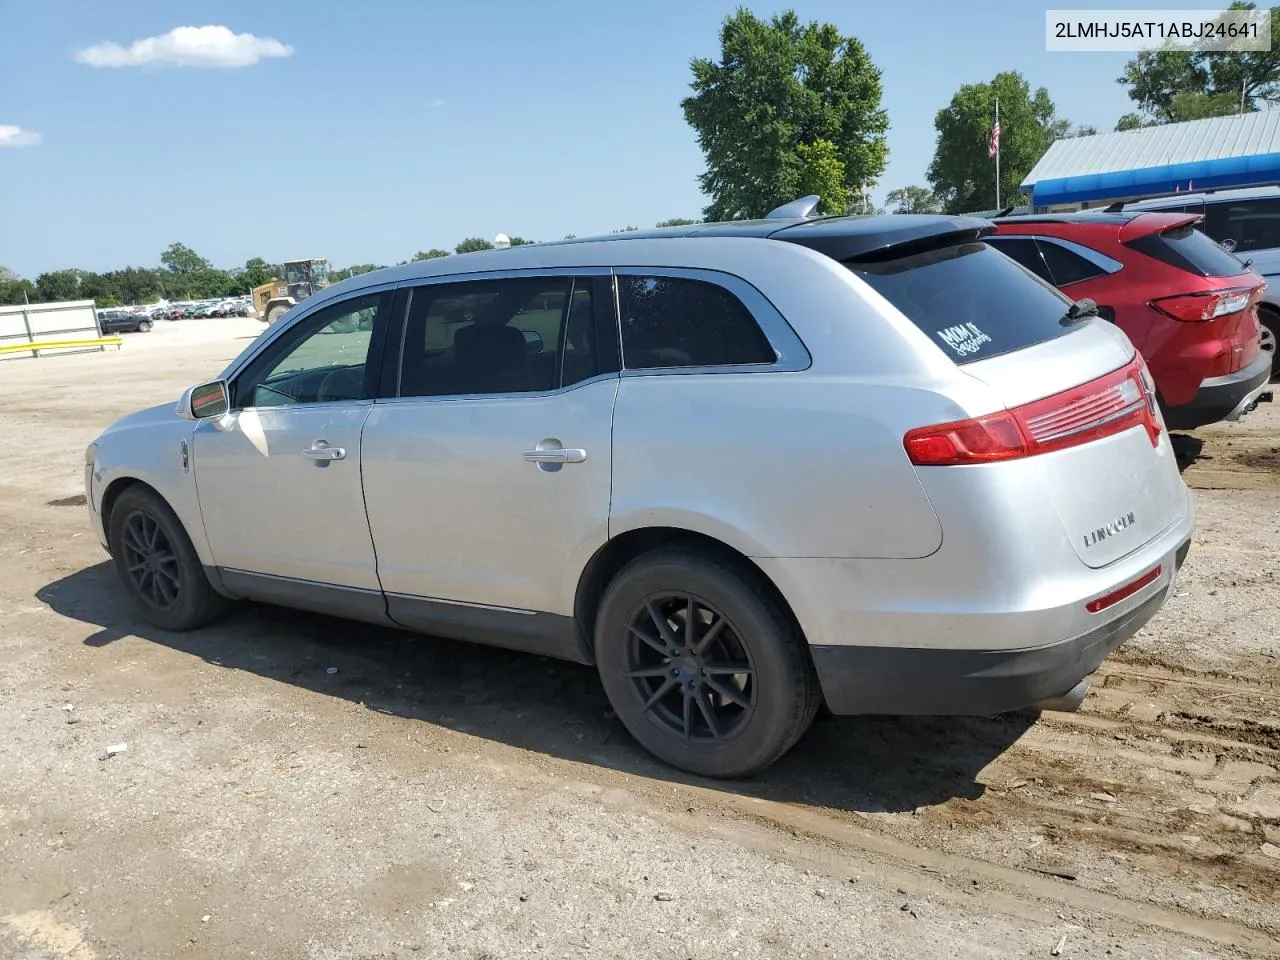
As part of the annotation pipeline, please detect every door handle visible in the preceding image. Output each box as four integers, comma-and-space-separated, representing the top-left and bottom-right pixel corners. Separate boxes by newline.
523, 447, 587, 464
301, 441, 346, 461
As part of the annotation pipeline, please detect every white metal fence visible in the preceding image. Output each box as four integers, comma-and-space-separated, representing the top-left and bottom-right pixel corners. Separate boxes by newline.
0, 299, 103, 359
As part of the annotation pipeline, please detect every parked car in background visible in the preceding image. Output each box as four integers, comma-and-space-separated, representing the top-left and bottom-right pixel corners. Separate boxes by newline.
1101, 186, 1280, 381
988, 211, 1270, 429
84, 208, 1193, 777
97, 310, 153, 334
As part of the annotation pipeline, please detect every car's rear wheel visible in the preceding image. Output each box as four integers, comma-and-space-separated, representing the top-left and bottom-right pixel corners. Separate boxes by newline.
594, 545, 821, 778
137, 320, 153, 332
108, 486, 227, 631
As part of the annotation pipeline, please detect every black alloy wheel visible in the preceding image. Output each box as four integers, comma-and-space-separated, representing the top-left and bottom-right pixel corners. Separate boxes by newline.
623, 593, 756, 743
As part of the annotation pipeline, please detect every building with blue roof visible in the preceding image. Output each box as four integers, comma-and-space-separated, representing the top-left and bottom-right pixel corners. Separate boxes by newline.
1021, 112, 1280, 211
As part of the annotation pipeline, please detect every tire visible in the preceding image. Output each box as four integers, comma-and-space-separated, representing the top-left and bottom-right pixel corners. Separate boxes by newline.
1258, 307, 1278, 383
594, 545, 821, 778
265, 304, 289, 325
138, 320, 153, 332
107, 486, 228, 631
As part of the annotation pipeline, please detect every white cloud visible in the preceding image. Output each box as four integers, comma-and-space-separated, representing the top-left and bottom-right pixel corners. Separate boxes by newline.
74, 25, 293, 69
428, 99, 448, 108
0, 125, 41, 147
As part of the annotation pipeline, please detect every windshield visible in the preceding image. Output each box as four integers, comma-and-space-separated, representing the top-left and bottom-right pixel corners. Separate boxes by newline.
848, 241, 1075, 365
283, 262, 309, 285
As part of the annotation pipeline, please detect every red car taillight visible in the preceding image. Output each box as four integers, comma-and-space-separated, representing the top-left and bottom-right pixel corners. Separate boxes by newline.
1149, 286, 1258, 322
904, 358, 1161, 467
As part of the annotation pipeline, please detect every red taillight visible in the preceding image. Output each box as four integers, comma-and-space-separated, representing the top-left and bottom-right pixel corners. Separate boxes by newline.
1149, 286, 1258, 322
1086, 565, 1163, 614
903, 412, 1027, 465
905, 357, 1162, 467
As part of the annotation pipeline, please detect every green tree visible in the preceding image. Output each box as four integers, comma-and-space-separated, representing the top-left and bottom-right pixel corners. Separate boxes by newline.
507, 237, 535, 246
562, 233, 577, 240
886, 185, 942, 214
1117, 3, 1280, 123
655, 217, 700, 227
35, 269, 84, 302
789, 138, 851, 214
1068, 124, 1098, 137
330, 264, 384, 282
455, 237, 495, 254
159, 242, 209, 275
1115, 112, 1148, 131
927, 71, 1069, 213
682, 8, 889, 221
241, 257, 275, 288
412, 249, 451, 261
611, 226, 639, 233
0, 266, 37, 305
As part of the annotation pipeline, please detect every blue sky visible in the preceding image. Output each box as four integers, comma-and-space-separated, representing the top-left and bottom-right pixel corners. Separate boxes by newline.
0, 0, 1228, 277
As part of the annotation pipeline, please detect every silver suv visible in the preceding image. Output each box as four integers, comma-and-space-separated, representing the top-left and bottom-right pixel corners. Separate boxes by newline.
1111, 185, 1280, 380
84, 204, 1194, 777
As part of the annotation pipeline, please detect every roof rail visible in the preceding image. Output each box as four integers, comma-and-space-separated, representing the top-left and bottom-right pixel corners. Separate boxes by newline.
766, 195, 821, 219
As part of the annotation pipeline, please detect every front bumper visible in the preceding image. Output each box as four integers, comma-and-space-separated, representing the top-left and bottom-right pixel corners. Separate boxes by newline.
809, 537, 1190, 716
1163, 350, 1272, 430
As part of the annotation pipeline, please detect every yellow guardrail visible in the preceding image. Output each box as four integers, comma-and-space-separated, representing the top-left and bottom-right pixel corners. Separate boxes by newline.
0, 336, 123, 357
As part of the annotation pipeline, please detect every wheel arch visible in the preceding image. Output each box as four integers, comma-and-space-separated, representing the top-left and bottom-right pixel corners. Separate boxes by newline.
100, 475, 231, 598
572, 526, 811, 667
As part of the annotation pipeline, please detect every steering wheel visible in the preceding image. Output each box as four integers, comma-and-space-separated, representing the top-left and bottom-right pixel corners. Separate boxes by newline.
316, 366, 362, 403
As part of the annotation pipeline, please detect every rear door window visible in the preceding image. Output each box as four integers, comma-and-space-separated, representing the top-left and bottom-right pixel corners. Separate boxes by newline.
1035, 239, 1108, 286
985, 237, 1053, 283
1127, 223, 1247, 277
616, 275, 775, 369
849, 242, 1074, 365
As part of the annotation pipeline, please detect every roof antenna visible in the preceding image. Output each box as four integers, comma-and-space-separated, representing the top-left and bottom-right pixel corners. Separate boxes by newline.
766, 195, 821, 219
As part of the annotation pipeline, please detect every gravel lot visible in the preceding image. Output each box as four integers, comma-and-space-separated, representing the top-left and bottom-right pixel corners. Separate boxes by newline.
1, 318, 1278, 960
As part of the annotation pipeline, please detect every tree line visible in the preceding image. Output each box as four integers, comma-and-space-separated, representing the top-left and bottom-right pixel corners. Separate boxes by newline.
1, 224, 703, 308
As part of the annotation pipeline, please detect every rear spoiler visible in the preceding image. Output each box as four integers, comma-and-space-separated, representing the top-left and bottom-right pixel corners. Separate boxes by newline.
1117, 211, 1203, 244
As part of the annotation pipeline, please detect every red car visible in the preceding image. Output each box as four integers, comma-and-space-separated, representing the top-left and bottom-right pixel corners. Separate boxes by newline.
988, 211, 1270, 429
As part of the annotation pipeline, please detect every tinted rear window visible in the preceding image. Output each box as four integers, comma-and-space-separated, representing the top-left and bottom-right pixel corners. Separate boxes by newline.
1127, 223, 1246, 277
848, 242, 1074, 365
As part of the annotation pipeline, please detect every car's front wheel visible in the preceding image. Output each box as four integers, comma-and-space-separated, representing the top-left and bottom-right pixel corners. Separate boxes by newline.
594, 545, 821, 778
108, 486, 227, 631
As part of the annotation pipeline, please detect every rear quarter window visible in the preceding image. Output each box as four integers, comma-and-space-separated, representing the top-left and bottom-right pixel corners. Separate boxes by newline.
848, 242, 1074, 365
1127, 223, 1247, 277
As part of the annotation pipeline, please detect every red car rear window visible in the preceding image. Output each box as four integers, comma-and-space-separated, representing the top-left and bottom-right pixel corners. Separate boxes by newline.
1127, 224, 1248, 278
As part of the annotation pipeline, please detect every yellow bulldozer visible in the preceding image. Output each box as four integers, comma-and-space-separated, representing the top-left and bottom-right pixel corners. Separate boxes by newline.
252, 258, 331, 324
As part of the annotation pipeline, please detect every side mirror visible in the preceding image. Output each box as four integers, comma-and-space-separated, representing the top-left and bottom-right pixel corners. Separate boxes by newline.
177, 380, 230, 420
522, 329, 544, 354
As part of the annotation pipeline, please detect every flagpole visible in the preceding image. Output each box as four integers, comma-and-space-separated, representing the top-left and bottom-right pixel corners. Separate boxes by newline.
994, 98, 1001, 209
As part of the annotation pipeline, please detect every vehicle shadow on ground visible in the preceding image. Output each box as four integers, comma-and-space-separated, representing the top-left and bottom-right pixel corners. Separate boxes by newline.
1169, 433, 1206, 472
39, 563, 1038, 815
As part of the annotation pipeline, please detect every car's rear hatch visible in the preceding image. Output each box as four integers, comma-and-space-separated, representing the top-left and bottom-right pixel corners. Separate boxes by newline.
842, 235, 1187, 569
1123, 213, 1265, 376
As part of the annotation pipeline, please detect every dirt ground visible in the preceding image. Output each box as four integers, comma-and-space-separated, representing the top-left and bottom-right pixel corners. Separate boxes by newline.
1, 319, 1278, 960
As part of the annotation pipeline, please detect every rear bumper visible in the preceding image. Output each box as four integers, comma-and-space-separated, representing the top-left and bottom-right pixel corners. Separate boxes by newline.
1163, 350, 1272, 429
809, 537, 1190, 716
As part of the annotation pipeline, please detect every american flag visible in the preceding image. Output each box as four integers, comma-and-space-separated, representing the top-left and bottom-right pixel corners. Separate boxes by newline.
988, 118, 1001, 159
